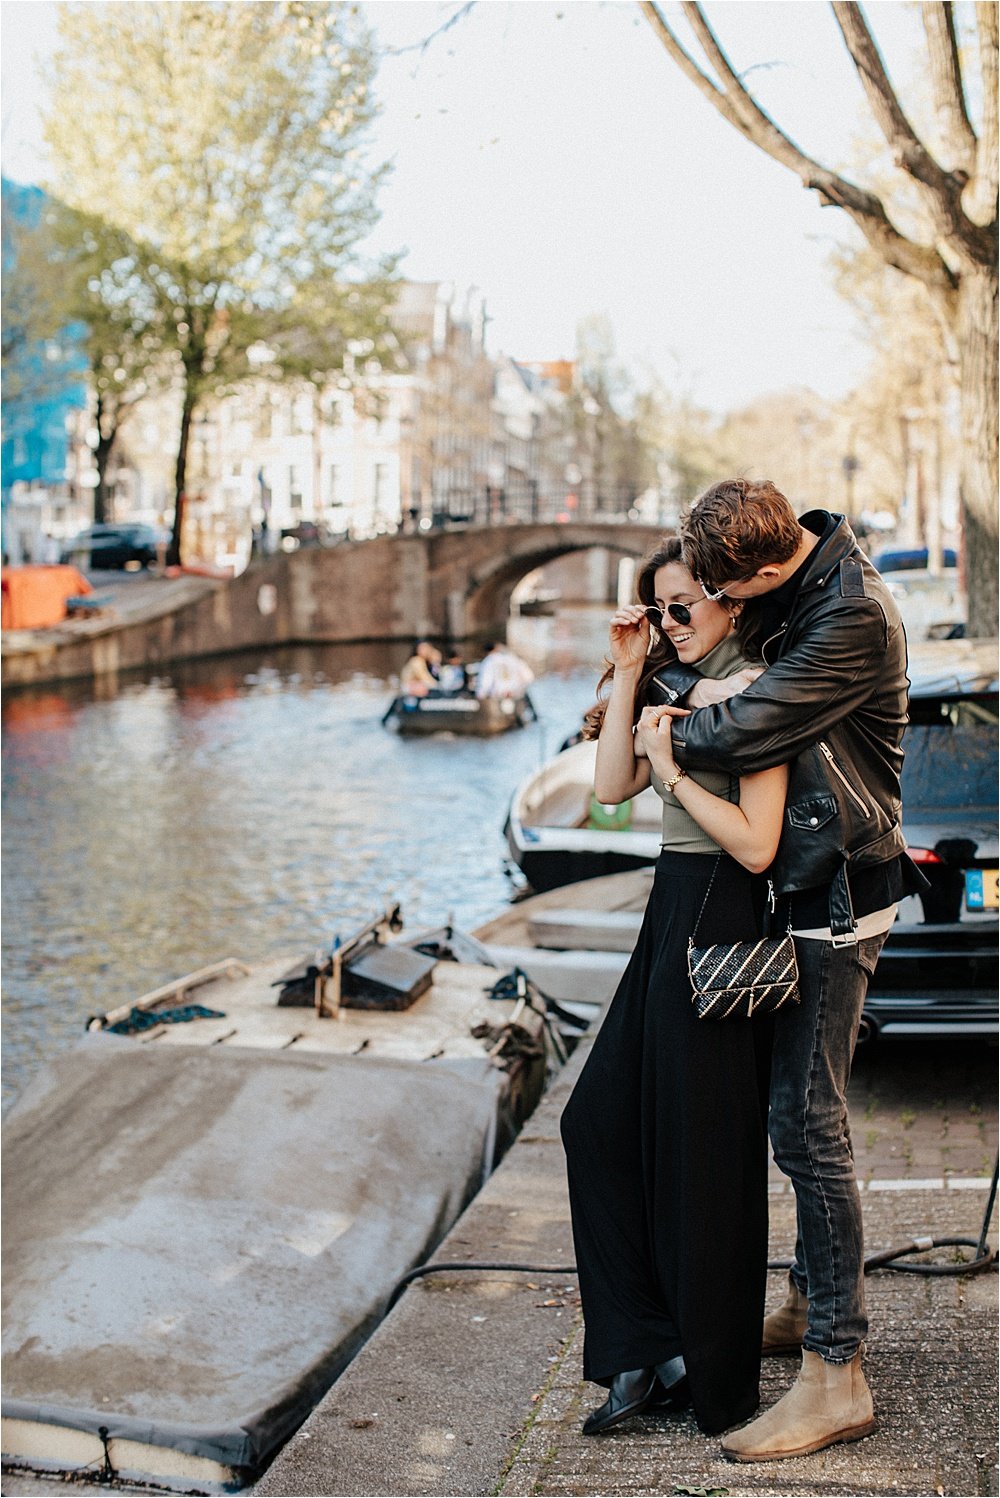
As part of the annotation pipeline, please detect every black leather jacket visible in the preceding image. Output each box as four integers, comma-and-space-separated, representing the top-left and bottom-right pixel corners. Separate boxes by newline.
652, 512, 913, 936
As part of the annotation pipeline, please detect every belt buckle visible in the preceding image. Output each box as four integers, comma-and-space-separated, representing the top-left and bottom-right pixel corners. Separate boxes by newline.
830, 929, 859, 948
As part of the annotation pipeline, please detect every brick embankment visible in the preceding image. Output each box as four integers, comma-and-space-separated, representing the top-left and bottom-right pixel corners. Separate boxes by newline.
256, 1034, 998, 1498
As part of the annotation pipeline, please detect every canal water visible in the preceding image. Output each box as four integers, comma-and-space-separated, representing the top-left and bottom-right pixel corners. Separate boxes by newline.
2, 609, 613, 1110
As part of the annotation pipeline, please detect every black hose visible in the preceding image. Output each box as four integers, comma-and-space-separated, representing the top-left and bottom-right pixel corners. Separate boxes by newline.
386, 1160, 999, 1310
386, 1261, 576, 1312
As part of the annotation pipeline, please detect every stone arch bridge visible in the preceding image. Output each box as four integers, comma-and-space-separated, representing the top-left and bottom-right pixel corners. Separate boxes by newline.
176, 522, 668, 654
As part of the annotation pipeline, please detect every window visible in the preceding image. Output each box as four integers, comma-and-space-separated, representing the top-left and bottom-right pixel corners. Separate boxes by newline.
373, 463, 389, 506
289, 465, 303, 510
328, 464, 340, 505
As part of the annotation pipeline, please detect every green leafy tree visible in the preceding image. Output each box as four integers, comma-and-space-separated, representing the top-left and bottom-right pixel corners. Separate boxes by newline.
44, 0, 394, 563
641, 1, 998, 635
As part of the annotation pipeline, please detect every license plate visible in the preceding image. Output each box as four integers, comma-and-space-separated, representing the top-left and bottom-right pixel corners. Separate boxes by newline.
965, 868, 999, 911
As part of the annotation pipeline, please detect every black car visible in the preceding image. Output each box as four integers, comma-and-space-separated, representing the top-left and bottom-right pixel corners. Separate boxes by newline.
61, 524, 161, 571
863, 639, 998, 1040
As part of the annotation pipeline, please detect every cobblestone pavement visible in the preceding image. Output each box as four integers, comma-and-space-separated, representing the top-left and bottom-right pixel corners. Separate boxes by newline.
495, 1193, 998, 1498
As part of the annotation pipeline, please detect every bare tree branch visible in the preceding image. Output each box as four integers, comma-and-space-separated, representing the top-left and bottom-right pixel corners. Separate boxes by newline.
639, 1, 958, 293
965, 1, 999, 227
384, 2, 476, 60
921, 3, 977, 177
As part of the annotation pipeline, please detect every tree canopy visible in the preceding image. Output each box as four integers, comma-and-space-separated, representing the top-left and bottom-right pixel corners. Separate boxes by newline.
640, 0, 998, 633
44, 0, 397, 561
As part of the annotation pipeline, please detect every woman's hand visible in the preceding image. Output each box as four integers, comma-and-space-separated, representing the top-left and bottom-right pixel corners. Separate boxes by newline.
635, 704, 689, 771
609, 605, 651, 674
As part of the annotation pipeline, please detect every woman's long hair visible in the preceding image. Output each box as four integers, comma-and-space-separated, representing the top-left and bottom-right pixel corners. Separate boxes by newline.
581, 537, 762, 740
582, 538, 684, 740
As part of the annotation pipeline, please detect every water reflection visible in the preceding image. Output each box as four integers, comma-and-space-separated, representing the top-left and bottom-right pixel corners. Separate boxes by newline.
2, 610, 612, 1109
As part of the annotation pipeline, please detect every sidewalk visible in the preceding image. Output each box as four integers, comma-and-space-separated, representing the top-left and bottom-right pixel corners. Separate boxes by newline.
255, 1035, 998, 1498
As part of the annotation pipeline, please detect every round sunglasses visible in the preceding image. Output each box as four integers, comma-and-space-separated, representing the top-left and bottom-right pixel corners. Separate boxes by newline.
641, 596, 713, 629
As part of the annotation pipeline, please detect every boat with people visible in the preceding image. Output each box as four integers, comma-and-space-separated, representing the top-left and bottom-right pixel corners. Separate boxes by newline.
384, 639, 538, 736
1, 906, 566, 1493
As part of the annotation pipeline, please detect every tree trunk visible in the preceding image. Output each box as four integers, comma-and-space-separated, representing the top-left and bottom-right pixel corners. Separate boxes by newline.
957, 265, 998, 637
93, 433, 116, 526
92, 391, 116, 525
168, 386, 196, 567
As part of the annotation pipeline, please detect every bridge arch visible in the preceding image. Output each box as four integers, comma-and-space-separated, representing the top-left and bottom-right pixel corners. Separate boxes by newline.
424, 522, 666, 637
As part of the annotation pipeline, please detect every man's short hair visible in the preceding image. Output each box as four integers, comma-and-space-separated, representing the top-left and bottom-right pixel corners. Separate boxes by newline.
681, 478, 800, 587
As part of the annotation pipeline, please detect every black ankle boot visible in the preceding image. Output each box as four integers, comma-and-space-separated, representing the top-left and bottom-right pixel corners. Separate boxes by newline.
582, 1367, 660, 1435
649, 1355, 689, 1411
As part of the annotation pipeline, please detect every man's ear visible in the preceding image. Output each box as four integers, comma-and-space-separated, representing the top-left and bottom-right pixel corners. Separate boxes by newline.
757, 565, 783, 582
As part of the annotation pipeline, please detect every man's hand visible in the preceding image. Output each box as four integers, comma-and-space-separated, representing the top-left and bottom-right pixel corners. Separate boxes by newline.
688, 666, 763, 708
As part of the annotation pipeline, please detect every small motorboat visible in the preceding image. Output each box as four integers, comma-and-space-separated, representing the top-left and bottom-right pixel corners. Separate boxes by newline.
382, 691, 537, 736
1, 909, 555, 1493
515, 588, 560, 617
504, 737, 661, 892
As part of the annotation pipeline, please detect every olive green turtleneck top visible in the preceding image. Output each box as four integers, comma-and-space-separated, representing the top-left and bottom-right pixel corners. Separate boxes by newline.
649, 632, 749, 855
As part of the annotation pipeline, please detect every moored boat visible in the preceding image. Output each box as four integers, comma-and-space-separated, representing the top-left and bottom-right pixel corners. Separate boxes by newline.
504, 737, 661, 892
1, 911, 553, 1493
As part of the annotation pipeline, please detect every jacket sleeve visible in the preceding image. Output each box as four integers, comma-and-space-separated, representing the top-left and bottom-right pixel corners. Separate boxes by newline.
671, 597, 891, 775
649, 661, 703, 705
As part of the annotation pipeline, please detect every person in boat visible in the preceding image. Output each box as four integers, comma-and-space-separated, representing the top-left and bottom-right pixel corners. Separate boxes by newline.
400, 641, 442, 698
438, 650, 470, 696
560, 535, 786, 1439
474, 641, 535, 701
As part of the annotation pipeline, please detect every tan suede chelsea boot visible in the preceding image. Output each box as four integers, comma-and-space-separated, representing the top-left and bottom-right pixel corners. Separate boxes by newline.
722, 1348, 876, 1462
761, 1276, 808, 1356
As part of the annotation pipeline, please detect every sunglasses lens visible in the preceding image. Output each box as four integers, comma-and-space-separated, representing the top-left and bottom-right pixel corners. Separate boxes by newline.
643, 605, 663, 625
666, 603, 692, 626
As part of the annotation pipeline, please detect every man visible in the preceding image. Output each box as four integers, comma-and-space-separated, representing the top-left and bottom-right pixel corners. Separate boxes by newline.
651, 477, 924, 1463
474, 641, 535, 701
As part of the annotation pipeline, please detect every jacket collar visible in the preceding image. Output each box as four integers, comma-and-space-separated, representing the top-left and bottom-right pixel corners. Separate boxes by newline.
796, 511, 861, 594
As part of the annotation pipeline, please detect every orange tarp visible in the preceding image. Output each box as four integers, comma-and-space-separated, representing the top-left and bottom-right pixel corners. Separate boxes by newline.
1, 566, 93, 630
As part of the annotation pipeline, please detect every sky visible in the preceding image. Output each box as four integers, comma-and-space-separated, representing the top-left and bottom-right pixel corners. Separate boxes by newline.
0, 0, 931, 413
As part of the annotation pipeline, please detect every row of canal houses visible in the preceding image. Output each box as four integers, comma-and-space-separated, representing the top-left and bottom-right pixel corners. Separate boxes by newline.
3, 179, 656, 565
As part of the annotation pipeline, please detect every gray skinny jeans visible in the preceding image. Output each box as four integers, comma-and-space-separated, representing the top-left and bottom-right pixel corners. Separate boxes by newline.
769, 931, 887, 1363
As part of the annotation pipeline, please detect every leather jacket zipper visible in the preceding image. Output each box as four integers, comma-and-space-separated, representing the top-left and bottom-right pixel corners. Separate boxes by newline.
819, 740, 871, 817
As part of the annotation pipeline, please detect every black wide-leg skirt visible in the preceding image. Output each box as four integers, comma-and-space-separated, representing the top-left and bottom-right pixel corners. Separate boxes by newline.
560, 850, 772, 1436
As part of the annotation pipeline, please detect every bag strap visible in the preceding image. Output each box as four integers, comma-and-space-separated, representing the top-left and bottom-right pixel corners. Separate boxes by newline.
690, 852, 724, 946
689, 774, 736, 945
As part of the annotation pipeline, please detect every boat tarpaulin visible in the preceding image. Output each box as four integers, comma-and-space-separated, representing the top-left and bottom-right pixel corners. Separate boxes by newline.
2, 1037, 502, 1483
1, 565, 92, 630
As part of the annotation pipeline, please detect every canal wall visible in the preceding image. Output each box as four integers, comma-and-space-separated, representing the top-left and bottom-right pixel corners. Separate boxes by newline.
2, 523, 663, 688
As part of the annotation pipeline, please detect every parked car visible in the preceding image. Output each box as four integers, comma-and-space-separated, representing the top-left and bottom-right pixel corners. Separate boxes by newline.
881, 568, 967, 641
863, 638, 998, 1039
504, 639, 998, 1040
60, 524, 162, 571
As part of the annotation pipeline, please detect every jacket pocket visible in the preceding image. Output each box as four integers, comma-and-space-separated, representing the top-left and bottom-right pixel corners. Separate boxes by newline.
786, 794, 838, 832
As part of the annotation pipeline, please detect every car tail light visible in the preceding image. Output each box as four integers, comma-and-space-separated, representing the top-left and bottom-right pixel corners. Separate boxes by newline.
908, 847, 944, 864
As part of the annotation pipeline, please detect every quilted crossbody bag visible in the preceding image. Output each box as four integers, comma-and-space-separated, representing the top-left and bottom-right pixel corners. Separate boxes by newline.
687, 856, 800, 1021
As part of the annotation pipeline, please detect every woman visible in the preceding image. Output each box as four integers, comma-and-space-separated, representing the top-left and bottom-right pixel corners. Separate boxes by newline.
400, 640, 441, 697
560, 537, 788, 1438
